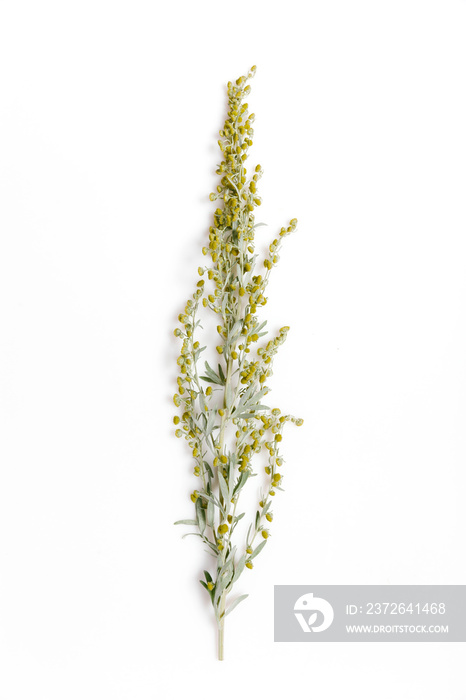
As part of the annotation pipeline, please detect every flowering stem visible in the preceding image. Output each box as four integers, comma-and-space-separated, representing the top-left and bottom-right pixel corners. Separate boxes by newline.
173, 65, 303, 660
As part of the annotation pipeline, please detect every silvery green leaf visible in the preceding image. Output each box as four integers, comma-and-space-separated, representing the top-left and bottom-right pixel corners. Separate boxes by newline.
193, 345, 207, 362
199, 375, 223, 386
218, 471, 229, 504
201, 492, 225, 518
201, 362, 224, 385
181, 532, 203, 540
230, 319, 243, 337
196, 498, 206, 535
262, 500, 271, 515
233, 471, 249, 496
174, 519, 197, 526
204, 541, 219, 555
253, 320, 267, 334
255, 510, 260, 529
206, 499, 214, 528
217, 363, 226, 384
204, 570, 212, 583
219, 564, 234, 593
214, 572, 230, 607
218, 551, 235, 579
205, 411, 215, 437
233, 512, 245, 524
240, 388, 269, 412
200, 490, 221, 508
231, 554, 246, 584
250, 539, 267, 560
204, 461, 214, 479
236, 382, 255, 408
224, 594, 249, 618
198, 413, 206, 430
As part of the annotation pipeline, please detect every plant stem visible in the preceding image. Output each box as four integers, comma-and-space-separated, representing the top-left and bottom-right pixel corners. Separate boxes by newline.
218, 592, 226, 660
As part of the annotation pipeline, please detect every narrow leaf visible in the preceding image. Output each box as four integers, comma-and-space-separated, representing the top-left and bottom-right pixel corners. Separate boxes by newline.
250, 539, 267, 560
231, 554, 246, 584
233, 471, 249, 495
217, 363, 226, 384
196, 498, 206, 535
218, 471, 229, 504
206, 499, 214, 528
224, 594, 249, 617
199, 375, 223, 386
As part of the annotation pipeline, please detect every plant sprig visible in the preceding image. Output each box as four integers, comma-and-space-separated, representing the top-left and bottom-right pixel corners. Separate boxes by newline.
173, 66, 302, 660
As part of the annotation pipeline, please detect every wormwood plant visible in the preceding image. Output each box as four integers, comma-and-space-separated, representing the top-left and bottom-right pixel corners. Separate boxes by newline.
173, 66, 302, 660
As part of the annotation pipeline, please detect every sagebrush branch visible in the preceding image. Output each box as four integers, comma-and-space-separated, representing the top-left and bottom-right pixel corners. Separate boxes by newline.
173, 66, 302, 660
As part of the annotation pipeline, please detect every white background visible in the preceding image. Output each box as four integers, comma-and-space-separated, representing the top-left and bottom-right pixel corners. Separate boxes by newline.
1, 0, 466, 698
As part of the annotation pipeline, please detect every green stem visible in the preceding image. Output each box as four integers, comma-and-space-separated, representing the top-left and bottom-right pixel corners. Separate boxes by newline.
218, 592, 226, 661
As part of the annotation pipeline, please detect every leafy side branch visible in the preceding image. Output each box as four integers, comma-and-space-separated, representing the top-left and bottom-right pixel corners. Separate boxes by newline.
173, 66, 302, 660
